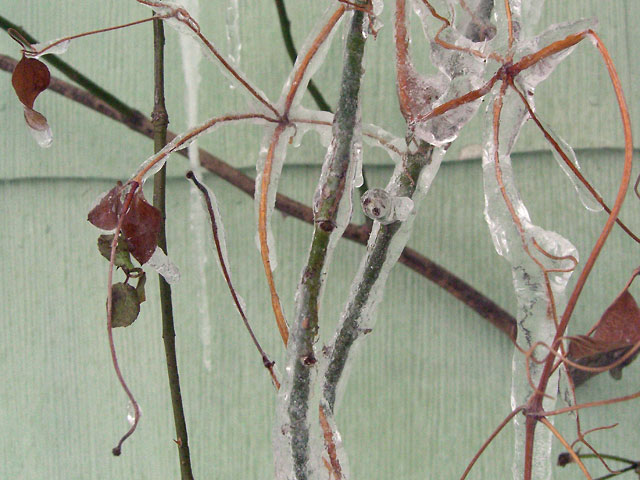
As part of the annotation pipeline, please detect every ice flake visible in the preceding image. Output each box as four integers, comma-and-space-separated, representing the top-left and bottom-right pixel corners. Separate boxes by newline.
146, 247, 181, 284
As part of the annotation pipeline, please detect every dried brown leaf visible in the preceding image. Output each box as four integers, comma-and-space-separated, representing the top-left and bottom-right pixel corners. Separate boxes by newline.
87, 183, 123, 231
121, 190, 161, 265
568, 290, 640, 386
11, 55, 50, 109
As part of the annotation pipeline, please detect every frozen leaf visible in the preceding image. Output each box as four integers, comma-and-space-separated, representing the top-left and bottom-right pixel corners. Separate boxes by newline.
110, 282, 141, 328
121, 190, 162, 265
87, 183, 124, 231
12, 56, 50, 109
568, 290, 640, 386
97, 234, 135, 270
23, 106, 52, 148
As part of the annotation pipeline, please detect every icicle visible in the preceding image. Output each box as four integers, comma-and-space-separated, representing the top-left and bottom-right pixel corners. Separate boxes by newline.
288, 108, 334, 148
176, 0, 212, 371
225, 0, 241, 68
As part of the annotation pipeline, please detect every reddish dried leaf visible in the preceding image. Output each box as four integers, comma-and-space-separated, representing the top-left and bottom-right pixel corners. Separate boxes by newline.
12, 55, 50, 109
592, 290, 640, 344
568, 290, 640, 386
87, 183, 123, 231
121, 190, 161, 265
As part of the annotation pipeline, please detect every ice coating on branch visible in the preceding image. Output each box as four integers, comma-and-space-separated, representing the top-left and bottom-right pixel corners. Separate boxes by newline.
508, 0, 545, 38
275, 4, 344, 113
134, 118, 227, 184
147, 247, 181, 284
150, 0, 272, 113
482, 88, 578, 480
254, 125, 295, 271
225, 0, 241, 67
126, 401, 141, 427
542, 121, 603, 212
361, 188, 414, 224
273, 358, 323, 480
28, 39, 71, 57
404, 1, 488, 147
362, 123, 405, 164
288, 108, 334, 148
322, 146, 445, 417
516, 19, 596, 91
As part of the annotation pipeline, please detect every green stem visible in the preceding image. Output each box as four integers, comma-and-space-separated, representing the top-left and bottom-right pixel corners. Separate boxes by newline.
283, 8, 367, 480
151, 17, 194, 480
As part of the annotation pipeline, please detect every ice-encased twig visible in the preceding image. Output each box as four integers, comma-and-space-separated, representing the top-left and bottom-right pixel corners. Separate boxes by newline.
274, 8, 368, 480
321, 142, 442, 415
482, 87, 578, 480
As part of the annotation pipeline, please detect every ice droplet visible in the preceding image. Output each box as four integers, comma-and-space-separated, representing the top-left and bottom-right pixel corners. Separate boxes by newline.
126, 401, 141, 427
23, 107, 52, 148
147, 247, 181, 284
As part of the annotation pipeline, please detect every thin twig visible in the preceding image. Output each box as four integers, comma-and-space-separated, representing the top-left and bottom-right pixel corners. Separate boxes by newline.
186, 171, 280, 389
151, 17, 194, 479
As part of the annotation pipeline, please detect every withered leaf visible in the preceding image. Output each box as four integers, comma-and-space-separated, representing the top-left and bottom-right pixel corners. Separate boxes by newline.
87, 183, 123, 231
568, 290, 640, 386
12, 55, 50, 109
110, 282, 140, 328
121, 190, 162, 265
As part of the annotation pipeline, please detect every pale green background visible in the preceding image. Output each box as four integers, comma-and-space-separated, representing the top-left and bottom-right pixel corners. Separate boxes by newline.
0, 1, 639, 478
